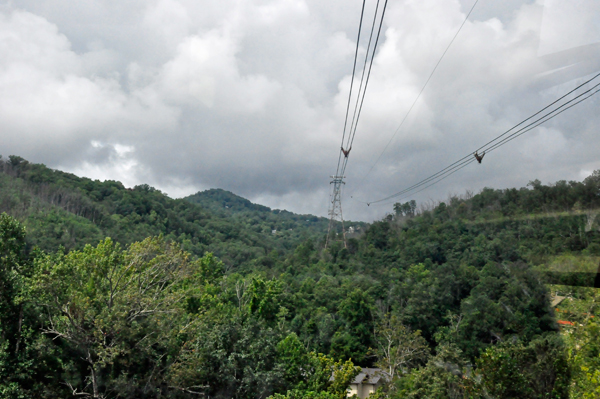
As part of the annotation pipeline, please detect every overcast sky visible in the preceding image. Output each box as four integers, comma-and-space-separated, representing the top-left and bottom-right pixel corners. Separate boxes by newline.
1, 0, 599, 221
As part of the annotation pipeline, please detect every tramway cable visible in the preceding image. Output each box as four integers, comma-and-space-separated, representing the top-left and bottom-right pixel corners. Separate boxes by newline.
343, 0, 389, 166
352, 0, 480, 191
471, 72, 600, 155
336, 0, 367, 176
485, 86, 600, 154
328, 0, 388, 248
360, 72, 600, 205
363, 80, 600, 205
359, 158, 478, 208
381, 77, 600, 202
339, 0, 389, 180
372, 72, 600, 202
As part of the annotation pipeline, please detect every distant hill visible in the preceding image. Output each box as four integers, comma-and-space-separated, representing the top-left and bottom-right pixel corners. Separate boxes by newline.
185, 189, 367, 241
0, 155, 355, 270
186, 188, 272, 215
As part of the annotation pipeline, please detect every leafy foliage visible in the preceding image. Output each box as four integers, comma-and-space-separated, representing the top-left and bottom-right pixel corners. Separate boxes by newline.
2, 156, 600, 398
0, 158, 357, 271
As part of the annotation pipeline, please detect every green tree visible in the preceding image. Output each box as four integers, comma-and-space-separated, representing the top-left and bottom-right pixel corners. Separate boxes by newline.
394, 200, 417, 218
0, 213, 65, 398
30, 236, 191, 398
475, 334, 570, 398
277, 333, 310, 388
566, 318, 600, 398
247, 277, 284, 322
397, 343, 469, 399
374, 313, 429, 378
0, 213, 28, 397
270, 351, 360, 399
331, 289, 374, 364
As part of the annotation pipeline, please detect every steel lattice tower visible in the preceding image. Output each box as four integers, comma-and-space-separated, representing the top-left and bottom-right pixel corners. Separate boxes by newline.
325, 175, 346, 249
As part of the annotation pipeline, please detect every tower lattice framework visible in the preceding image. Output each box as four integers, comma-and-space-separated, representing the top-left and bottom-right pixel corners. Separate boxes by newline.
326, 175, 346, 249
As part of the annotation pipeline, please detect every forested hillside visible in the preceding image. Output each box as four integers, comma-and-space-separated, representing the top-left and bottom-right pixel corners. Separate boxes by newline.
185, 189, 366, 250
0, 155, 599, 398
0, 156, 352, 271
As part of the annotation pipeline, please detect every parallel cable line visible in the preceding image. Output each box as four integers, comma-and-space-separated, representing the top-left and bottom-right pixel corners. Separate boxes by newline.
360, 156, 474, 205
337, 0, 389, 180
486, 87, 600, 154
344, 0, 389, 158
353, 0, 480, 189
473, 72, 600, 154
336, 0, 368, 176
362, 72, 600, 205
365, 88, 598, 205
364, 158, 477, 207
344, 0, 381, 153
366, 73, 600, 202
336, 0, 389, 181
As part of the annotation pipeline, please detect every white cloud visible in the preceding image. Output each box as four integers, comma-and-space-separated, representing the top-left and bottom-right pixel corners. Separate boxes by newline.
539, 0, 600, 55
517, 126, 567, 161
1, 0, 599, 221
70, 142, 140, 188
157, 31, 281, 112
0, 8, 178, 171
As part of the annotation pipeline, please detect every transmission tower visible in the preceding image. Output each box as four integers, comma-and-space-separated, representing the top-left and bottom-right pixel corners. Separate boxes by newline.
325, 175, 347, 249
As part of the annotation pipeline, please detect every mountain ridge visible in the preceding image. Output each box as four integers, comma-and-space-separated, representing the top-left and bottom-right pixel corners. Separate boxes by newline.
0, 155, 355, 270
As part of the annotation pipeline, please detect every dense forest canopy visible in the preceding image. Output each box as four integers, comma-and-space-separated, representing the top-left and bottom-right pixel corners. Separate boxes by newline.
0, 156, 363, 272
0, 156, 599, 398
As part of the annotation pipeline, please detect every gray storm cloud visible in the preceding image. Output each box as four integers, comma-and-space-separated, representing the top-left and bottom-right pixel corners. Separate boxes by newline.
1, 0, 599, 221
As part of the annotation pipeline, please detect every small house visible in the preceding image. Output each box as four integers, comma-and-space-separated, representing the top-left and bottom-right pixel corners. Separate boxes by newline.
347, 368, 389, 398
